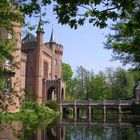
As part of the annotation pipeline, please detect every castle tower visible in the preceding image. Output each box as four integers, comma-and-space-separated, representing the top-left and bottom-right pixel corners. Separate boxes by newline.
36, 18, 44, 104
49, 28, 63, 80
49, 28, 56, 80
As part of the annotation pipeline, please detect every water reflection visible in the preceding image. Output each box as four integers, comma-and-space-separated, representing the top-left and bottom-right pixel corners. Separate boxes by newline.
0, 121, 22, 140
0, 116, 140, 140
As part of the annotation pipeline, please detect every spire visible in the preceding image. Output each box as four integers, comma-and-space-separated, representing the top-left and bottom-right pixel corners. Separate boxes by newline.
37, 17, 44, 33
49, 26, 56, 43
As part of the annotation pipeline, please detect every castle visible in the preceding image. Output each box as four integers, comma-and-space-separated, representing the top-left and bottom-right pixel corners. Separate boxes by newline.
0, 19, 65, 112
21, 19, 65, 104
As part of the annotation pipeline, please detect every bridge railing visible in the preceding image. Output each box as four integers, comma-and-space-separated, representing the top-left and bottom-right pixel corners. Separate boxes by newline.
60, 100, 133, 106
118, 100, 133, 105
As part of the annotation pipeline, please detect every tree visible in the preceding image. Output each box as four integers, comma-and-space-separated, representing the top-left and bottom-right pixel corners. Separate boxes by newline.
54, 0, 137, 29
61, 62, 73, 98
106, 68, 135, 99
1, 0, 137, 29
89, 72, 111, 100
104, 7, 140, 68
75, 66, 91, 99
62, 63, 73, 83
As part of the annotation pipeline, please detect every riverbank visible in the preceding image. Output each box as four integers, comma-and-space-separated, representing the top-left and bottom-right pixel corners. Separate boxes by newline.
0, 101, 60, 127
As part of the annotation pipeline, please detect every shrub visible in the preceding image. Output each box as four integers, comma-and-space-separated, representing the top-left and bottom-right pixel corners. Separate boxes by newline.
45, 100, 59, 111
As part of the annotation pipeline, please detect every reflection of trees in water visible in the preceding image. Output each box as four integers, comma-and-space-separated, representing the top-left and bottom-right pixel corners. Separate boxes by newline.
0, 120, 140, 140
65, 125, 138, 140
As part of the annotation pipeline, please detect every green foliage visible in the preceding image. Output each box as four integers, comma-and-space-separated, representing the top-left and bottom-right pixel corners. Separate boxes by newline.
105, 7, 140, 68
54, 0, 137, 29
45, 100, 59, 111
90, 72, 111, 100
0, 101, 60, 140
73, 66, 110, 100
62, 62, 73, 98
62, 63, 73, 82
75, 66, 91, 99
0, 101, 60, 122
2, 0, 137, 29
129, 69, 140, 83
107, 68, 135, 99
68, 65, 136, 100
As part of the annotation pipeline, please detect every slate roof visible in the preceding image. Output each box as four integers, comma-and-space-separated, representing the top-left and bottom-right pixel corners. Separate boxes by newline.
22, 33, 37, 43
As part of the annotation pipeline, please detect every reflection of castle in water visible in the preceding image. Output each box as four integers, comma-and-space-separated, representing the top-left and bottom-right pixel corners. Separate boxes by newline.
0, 117, 140, 140
25, 119, 140, 140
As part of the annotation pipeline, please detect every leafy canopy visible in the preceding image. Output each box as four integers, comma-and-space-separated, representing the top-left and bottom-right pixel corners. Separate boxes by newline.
105, 7, 140, 68
5, 0, 138, 29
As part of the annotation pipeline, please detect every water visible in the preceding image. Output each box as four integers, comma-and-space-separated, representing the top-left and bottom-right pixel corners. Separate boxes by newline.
0, 115, 140, 140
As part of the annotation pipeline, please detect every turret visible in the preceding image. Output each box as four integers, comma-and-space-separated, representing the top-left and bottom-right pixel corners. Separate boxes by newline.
36, 18, 44, 46
35, 18, 44, 104
48, 27, 63, 79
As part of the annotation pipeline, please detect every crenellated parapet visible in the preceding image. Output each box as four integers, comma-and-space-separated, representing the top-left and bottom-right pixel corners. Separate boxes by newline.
55, 44, 63, 56
44, 42, 63, 56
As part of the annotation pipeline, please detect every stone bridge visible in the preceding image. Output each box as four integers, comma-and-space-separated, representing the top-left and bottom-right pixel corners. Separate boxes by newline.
59, 100, 135, 121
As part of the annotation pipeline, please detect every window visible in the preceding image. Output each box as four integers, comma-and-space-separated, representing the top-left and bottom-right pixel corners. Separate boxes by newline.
54, 59, 57, 66
44, 62, 48, 78
55, 75, 57, 79
3, 79, 11, 94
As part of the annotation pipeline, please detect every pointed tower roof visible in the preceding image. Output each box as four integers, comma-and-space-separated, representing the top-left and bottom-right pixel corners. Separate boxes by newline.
37, 17, 44, 33
49, 27, 56, 43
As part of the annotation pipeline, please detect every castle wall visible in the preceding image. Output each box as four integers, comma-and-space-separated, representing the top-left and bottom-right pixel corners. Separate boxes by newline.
25, 49, 37, 94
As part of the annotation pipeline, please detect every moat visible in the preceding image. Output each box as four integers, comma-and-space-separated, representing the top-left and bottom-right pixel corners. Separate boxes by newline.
0, 115, 140, 140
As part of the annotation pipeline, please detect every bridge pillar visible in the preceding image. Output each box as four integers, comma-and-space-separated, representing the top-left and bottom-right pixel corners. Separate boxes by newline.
118, 105, 121, 114
73, 106, 77, 121
60, 105, 62, 114
103, 105, 106, 122
118, 114, 122, 122
59, 105, 62, 121
88, 105, 91, 122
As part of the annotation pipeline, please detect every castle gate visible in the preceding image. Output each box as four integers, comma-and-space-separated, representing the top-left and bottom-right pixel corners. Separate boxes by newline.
43, 79, 65, 103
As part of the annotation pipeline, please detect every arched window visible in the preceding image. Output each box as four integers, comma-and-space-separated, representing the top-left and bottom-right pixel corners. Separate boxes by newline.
54, 59, 57, 66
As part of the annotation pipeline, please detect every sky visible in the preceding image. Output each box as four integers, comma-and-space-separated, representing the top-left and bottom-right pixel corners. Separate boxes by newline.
25, 6, 130, 74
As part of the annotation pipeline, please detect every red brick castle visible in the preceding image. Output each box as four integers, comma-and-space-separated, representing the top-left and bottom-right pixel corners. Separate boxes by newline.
21, 19, 65, 104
